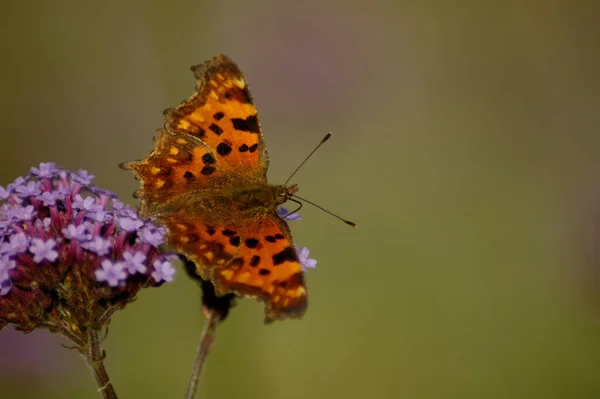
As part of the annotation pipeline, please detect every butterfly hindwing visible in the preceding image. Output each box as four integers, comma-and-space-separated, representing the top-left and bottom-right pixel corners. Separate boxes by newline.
160, 216, 241, 282
165, 54, 268, 180
214, 213, 308, 323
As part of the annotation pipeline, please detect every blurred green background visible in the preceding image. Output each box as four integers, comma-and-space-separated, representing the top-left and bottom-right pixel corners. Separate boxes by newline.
2, 1, 600, 398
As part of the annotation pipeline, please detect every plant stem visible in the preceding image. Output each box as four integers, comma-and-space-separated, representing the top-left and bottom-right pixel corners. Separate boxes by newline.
185, 310, 221, 399
85, 328, 118, 399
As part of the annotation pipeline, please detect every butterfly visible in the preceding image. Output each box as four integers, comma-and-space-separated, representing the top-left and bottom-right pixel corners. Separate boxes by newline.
121, 54, 307, 323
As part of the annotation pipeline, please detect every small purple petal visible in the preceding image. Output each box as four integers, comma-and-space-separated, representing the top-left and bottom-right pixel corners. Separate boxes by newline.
278, 207, 302, 221
29, 238, 59, 263
0, 186, 10, 200
151, 259, 175, 283
0, 271, 11, 295
296, 246, 316, 271
122, 251, 147, 274
81, 237, 111, 256
42, 217, 52, 229
0, 255, 16, 272
95, 260, 127, 287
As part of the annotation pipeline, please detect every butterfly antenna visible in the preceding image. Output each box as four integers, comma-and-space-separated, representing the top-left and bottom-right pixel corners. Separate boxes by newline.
292, 194, 357, 228
284, 133, 332, 186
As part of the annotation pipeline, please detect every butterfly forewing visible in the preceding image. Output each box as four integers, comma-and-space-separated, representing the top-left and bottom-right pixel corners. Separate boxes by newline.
165, 54, 269, 180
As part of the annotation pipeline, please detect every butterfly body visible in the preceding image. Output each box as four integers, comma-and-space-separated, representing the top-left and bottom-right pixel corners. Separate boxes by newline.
121, 55, 308, 322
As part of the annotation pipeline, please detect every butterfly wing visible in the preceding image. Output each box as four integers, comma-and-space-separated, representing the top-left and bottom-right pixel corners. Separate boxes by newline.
165, 54, 269, 179
120, 130, 223, 217
121, 55, 269, 216
163, 212, 307, 323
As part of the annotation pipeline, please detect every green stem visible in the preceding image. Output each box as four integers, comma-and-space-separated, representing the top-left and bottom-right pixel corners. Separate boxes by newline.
85, 328, 118, 399
185, 311, 221, 399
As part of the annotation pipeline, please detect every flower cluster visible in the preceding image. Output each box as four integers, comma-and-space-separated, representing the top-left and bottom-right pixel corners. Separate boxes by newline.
0, 163, 175, 336
277, 207, 316, 272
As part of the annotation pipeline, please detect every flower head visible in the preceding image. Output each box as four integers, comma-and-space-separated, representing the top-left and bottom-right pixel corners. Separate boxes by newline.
0, 163, 176, 334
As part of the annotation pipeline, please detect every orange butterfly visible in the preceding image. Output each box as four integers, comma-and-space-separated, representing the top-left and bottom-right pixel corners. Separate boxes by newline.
121, 55, 308, 323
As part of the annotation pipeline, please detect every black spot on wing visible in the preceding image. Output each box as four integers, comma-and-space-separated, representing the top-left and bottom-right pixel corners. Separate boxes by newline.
265, 236, 276, 243
239, 144, 249, 152
245, 238, 259, 249
201, 166, 216, 175
184, 171, 195, 180
202, 153, 216, 164
217, 142, 232, 156
213, 112, 225, 121
209, 123, 223, 135
272, 247, 298, 266
250, 255, 260, 267
231, 114, 260, 133
249, 143, 258, 153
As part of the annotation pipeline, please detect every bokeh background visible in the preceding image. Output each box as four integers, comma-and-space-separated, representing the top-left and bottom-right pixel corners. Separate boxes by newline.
2, 1, 600, 398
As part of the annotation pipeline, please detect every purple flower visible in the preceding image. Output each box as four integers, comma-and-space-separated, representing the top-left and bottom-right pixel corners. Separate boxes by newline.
61, 224, 91, 242
14, 181, 41, 198
71, 169, 95, 185
0, 164, 176, 338
117, 217, 144, 232
7, 177, 26, 192
4, 205, 35, 222
111, 199, 125, 210
81, 237, 111, 256
278, 207, 302, 221
152, 260, 175, 283
94, 260, 126, 287
36, 191, 62, 206
89, 210, 111, 223
2, 232, 30, 255
29, 239, 59, 263
139, 226, 165, 247
117, 207, 138, 219
30, 162, 59, 178
72, 195, 103, 213
122, 251, 147, 274
296, 246, 316, 271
